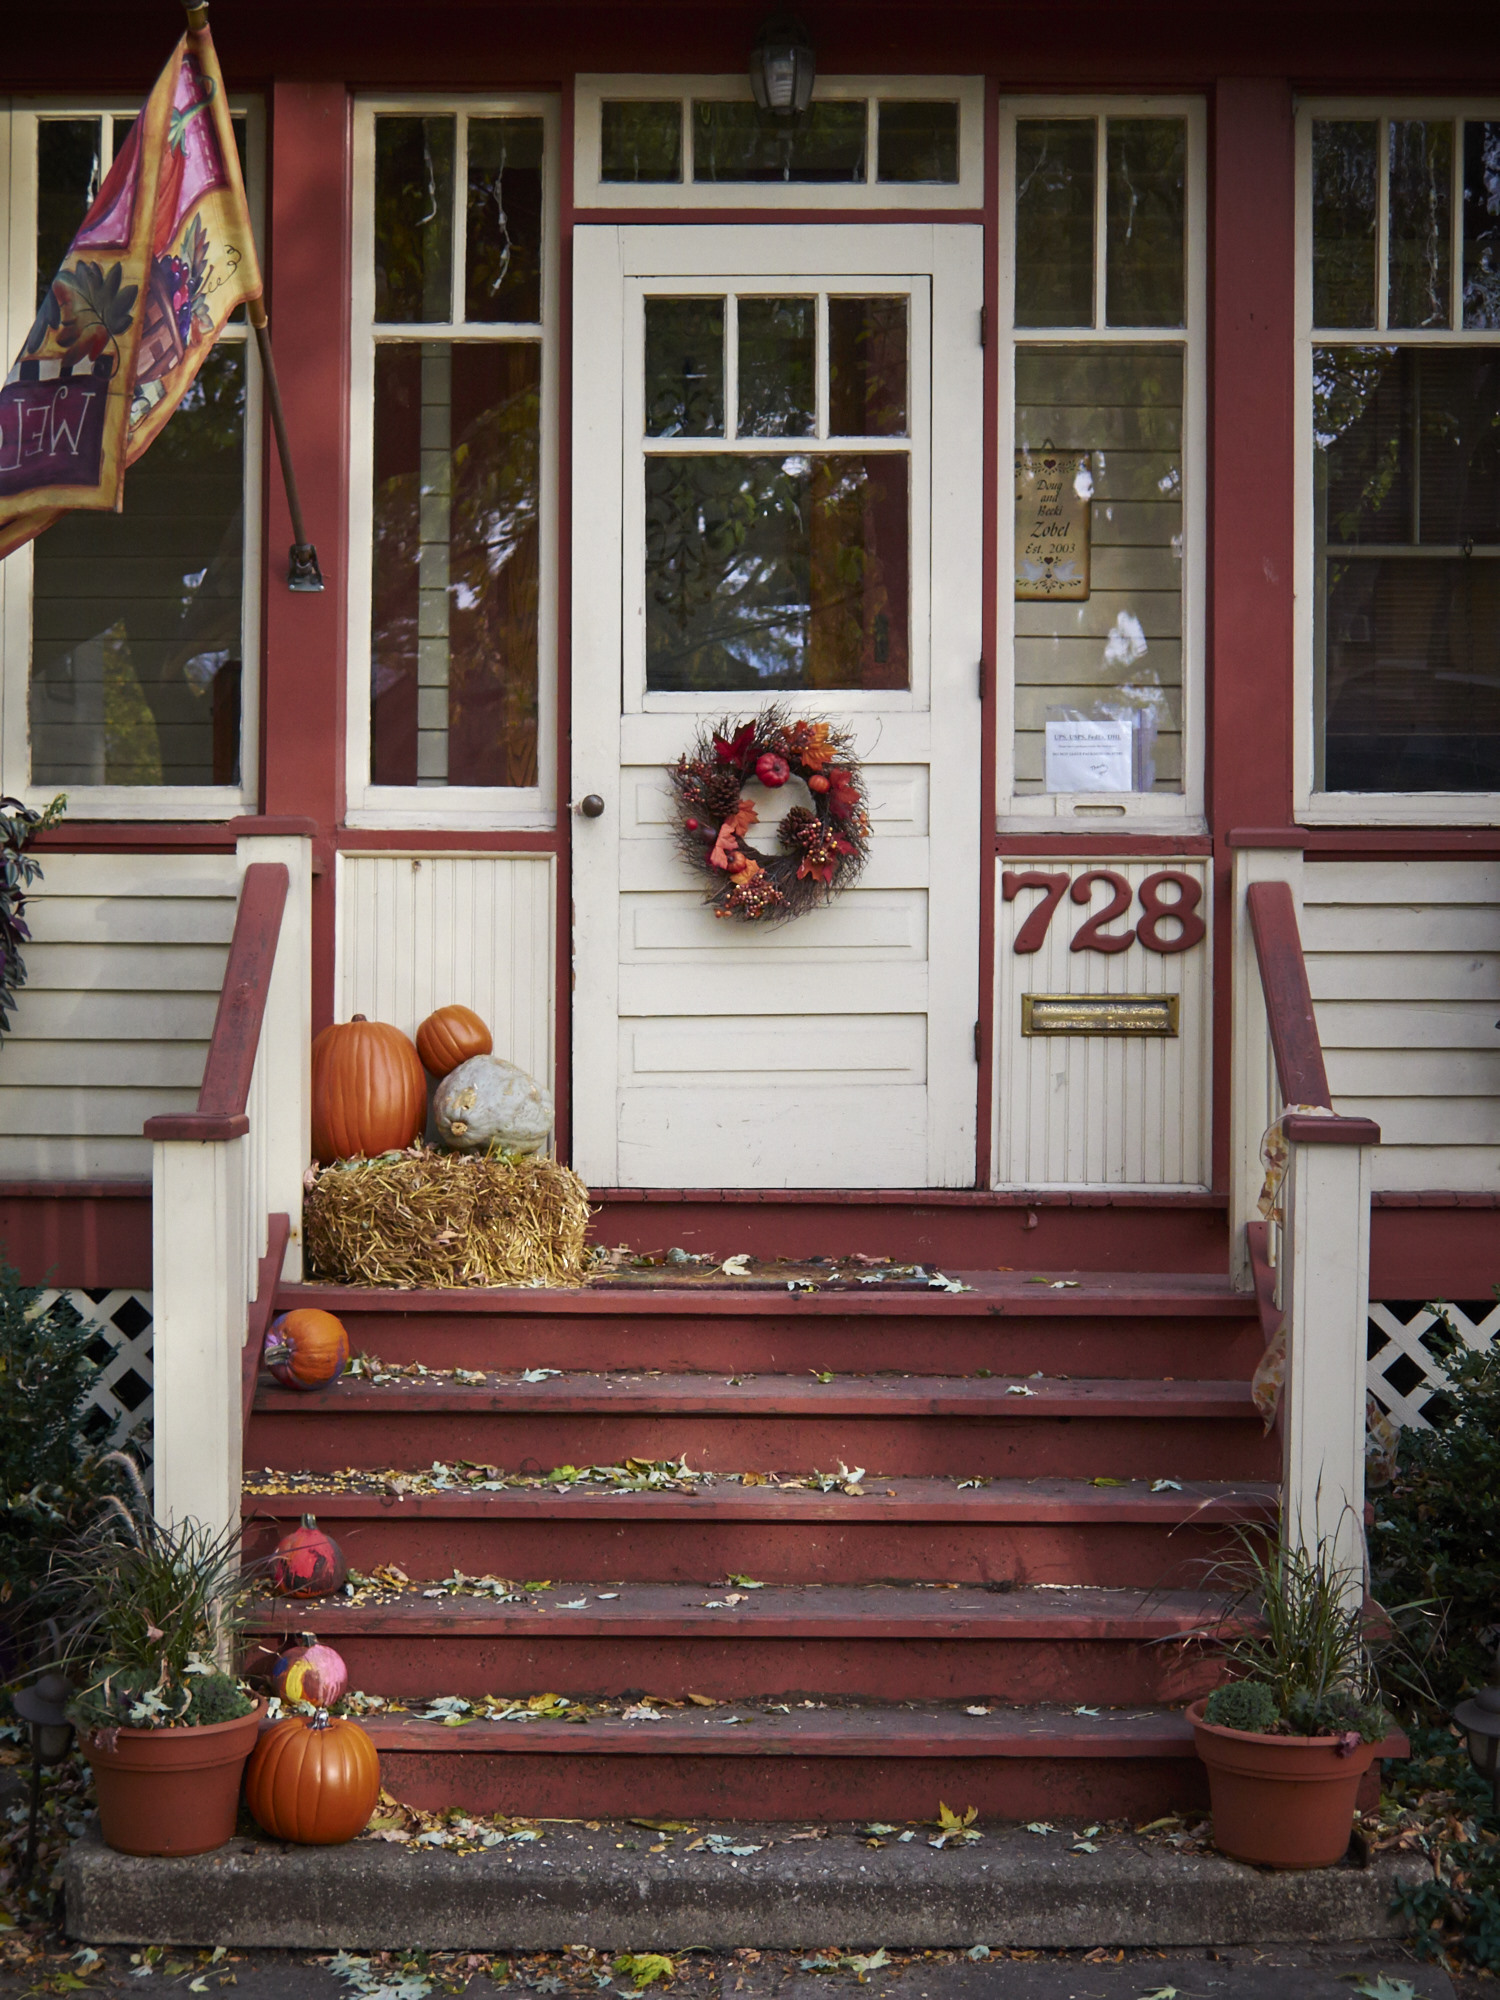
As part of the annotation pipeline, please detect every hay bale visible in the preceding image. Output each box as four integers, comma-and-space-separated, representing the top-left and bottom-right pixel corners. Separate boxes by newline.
302, 1148, 592, 1289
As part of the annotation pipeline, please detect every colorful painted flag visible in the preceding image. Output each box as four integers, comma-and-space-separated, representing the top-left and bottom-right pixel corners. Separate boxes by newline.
0, 16, 262, 560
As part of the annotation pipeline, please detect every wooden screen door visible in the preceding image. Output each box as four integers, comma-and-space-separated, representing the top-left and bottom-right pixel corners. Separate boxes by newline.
571, 223, 983, 1189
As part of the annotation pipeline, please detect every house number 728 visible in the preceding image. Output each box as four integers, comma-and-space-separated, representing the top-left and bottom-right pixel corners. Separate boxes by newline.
1002, 869, 1206, 955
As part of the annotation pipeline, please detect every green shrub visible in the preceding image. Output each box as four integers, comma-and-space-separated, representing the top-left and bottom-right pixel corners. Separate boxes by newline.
1204, 1680, 1279, 1733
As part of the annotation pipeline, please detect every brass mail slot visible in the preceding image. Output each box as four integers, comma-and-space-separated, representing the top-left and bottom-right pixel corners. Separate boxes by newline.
1022, 993, 1180, 1037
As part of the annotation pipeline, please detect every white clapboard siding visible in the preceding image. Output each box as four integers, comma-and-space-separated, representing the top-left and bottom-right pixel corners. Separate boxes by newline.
1304, 860, 1500, 1193
335, 853, 556, 1089
993, 857, 1212, 1189
0, 852, 239, 1178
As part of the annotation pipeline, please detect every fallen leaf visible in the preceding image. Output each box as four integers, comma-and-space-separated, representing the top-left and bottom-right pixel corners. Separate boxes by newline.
721, 1254, 752, 1277
1026, 1820, 1055, 1835
966, 1705, 993, 1716
1345, 1981, 1419, 2000
1151, 1478, 1183, 1493
612, 1956, 675, 1990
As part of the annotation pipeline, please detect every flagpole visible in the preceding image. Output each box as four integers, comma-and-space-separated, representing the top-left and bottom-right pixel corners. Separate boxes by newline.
184, 0, 324, 592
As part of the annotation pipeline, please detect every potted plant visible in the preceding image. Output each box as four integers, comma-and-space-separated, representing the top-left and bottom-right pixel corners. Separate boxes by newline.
48, 1456, 264, 1857
1189, 1525, 1406, 1869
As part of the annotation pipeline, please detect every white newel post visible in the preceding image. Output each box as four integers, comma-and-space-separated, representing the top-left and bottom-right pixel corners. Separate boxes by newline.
236, 832, 313, 1279
1279, 1129, 1374, 1585
1228, 840, 1306, 1291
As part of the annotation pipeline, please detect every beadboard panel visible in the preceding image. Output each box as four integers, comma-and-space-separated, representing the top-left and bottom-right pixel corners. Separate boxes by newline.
993, 858, 1212, 1190
2, 852, 239, 1177
1303, 860, 1500, 1194
334, 852, 556, 1089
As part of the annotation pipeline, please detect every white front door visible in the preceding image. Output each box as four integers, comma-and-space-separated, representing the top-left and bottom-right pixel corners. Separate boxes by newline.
571, 224, 982, 1189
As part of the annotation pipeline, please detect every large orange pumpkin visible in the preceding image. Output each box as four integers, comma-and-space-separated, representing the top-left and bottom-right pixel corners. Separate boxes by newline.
245, 1711, 381, 1844
416, 1003, 493, 1078
310, 1015, 426, 1163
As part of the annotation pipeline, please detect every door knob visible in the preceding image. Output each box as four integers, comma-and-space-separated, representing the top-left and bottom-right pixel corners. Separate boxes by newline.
579, 794, 605, 818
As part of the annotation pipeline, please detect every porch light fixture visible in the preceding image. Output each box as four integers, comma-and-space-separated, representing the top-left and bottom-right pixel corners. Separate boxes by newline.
13, 1671, 74, 1882
1455, 1654, 1500, 1814
750, 14, 816, 119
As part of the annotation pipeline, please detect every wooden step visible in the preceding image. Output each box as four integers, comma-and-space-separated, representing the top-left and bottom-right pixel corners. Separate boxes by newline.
357, 1699, 1208, 1823
246, 1582, 1224, 1708
242, 1475, 1275, 1588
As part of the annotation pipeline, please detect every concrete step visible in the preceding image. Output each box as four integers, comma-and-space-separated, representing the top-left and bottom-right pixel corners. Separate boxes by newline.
273, 1271, 1263, 1378
248, 1371, 1277, 1481
241, 1475, 1276, 1587
246, 1581, 1225, 1707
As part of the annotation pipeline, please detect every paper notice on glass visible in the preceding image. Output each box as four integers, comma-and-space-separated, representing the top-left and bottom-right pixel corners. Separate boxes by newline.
1045, 717, 1133, 794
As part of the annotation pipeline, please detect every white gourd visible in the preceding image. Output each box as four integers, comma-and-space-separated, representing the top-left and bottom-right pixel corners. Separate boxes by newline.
433, 1055, 554, 1155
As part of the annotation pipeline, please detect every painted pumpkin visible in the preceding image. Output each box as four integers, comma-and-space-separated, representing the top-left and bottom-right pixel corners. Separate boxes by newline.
268, 1515, 347, 1599
270, 1639, 349, 1709
310, 1015, 426, 1163
416, 1003, 493, 1078
265, 1309, 349, 1390
245, 1710, 381, 1844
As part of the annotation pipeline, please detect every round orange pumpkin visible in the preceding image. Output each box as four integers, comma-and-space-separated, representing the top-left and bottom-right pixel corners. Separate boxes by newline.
416, 1003, 493, 1078
310, 1015, 426, 1163
266, 1308, 349, 1390
245, 1711, 381, 1844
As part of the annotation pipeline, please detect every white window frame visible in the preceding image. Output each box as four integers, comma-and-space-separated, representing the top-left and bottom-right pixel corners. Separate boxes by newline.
1295, 97, 1500, 825
574, 75, 984, 212
0, 94, 264, 819
347, 94, 559, 831
995, 95, 1207, 835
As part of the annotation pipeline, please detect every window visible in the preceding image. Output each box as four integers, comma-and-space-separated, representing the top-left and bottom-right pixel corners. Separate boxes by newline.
575, 77, 983, 211
998, 100, 1205, 829
349, 98, 557, 826
0, 103, 261, 815
1300, 105, 1500, 813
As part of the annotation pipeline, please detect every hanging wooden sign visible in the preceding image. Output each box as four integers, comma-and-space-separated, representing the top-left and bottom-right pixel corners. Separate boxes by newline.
1015, 449, 1091, 601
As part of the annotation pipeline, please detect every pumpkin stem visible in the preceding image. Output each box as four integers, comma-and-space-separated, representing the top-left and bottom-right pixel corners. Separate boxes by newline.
301, 1512, 317, 1530
311, 1706, 331, 1730
351, 1014, 367, 1022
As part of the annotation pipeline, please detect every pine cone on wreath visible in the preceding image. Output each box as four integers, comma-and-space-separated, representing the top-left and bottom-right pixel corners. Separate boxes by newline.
779, 805, 820, 849
699, 768, 744, 822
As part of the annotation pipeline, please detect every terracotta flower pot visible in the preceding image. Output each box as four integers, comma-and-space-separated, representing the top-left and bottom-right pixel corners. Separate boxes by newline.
81, 1700, 265, 1857
1188, 1697, 1381, 1869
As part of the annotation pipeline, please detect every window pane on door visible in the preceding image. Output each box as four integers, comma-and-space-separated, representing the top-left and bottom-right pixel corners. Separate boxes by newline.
737, 297, 815, 437
644, 453, 909, 691
30, 344, 245, 786
828, 297, 908, 436
370, 339, 541, 787
645, 298, 725, 437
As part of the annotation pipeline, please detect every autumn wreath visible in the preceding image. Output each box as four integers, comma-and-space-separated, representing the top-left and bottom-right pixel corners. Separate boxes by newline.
670, 707, 871, 923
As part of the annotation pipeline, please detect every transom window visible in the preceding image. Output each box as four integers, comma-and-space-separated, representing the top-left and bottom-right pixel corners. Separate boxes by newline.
1302, 107, 1500, 809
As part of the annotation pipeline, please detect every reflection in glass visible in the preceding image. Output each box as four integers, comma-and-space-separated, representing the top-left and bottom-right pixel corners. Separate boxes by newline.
371, 341, 541, 788
1012, 344, 1184, 794
374, 116, 455, 322
645, 298, 724, 437
737, 298, 815, 438
693, 100, 866, 183
1315, 345, 1500, 789
1106, 119, 1186, 327
828, 297, 908, 436
1016, 120, 1095, 327
1388, 120, 1453, 329
877, 101, 959, 183
601, 101, 683, 183
1463, 122, 1500, 329
1312, 121, 1378, 328
30, 345, 246, 786
466, 118, 543, 324
36, 120, 100, 303
645, 453, 909, 691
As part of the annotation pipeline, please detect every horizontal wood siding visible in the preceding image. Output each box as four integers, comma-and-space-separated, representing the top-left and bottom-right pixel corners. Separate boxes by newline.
0, 853, 240, 1176
1303, 860, 1500, 1193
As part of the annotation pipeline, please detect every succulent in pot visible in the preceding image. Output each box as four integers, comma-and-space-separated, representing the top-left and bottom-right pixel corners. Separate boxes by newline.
46, 1455, 263, 1858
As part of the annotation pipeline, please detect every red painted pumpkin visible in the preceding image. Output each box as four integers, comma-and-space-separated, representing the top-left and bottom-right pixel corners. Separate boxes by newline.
268, 1515, 347, 1599
310, 1015, 426, 1164
245, 1711, 381, 1844
270, 1639, 349, 1709
265, 1309, 349, 1390
416, 1003, 493, 1078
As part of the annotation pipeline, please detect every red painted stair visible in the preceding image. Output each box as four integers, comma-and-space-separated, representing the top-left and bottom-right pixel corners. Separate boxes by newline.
244, 1267, 1269, 1821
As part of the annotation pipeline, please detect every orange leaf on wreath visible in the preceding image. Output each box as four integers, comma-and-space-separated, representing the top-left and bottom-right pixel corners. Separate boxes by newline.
787, 720, 835, 772
708, 800, 757, 872
728, 854, 762, 884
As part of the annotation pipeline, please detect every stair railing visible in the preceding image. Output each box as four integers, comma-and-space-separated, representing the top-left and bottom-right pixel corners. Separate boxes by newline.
1229, 841, 1378, 1579
143, 832, 312, 1533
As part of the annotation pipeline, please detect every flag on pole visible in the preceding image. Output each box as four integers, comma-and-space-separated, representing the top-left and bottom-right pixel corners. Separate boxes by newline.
0, 14, 263, 561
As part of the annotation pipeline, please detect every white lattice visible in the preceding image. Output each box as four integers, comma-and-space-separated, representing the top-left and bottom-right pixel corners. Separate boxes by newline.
35, 1288, 154, 1478
1367, 1299, 1500, 1430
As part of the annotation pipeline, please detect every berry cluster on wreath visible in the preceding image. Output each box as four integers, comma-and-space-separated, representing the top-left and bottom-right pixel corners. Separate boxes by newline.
670, 706, 872, 922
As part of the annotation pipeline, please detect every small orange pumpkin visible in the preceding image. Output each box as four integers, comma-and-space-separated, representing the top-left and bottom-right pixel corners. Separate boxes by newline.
416, 1003, 493, 1078
310, 1014, 426, 1163
245, 1711, 381, 1844
266, 1308, 349, 1390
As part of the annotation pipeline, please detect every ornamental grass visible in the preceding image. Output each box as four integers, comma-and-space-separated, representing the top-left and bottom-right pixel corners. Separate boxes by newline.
302, 1147, 592, 1289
